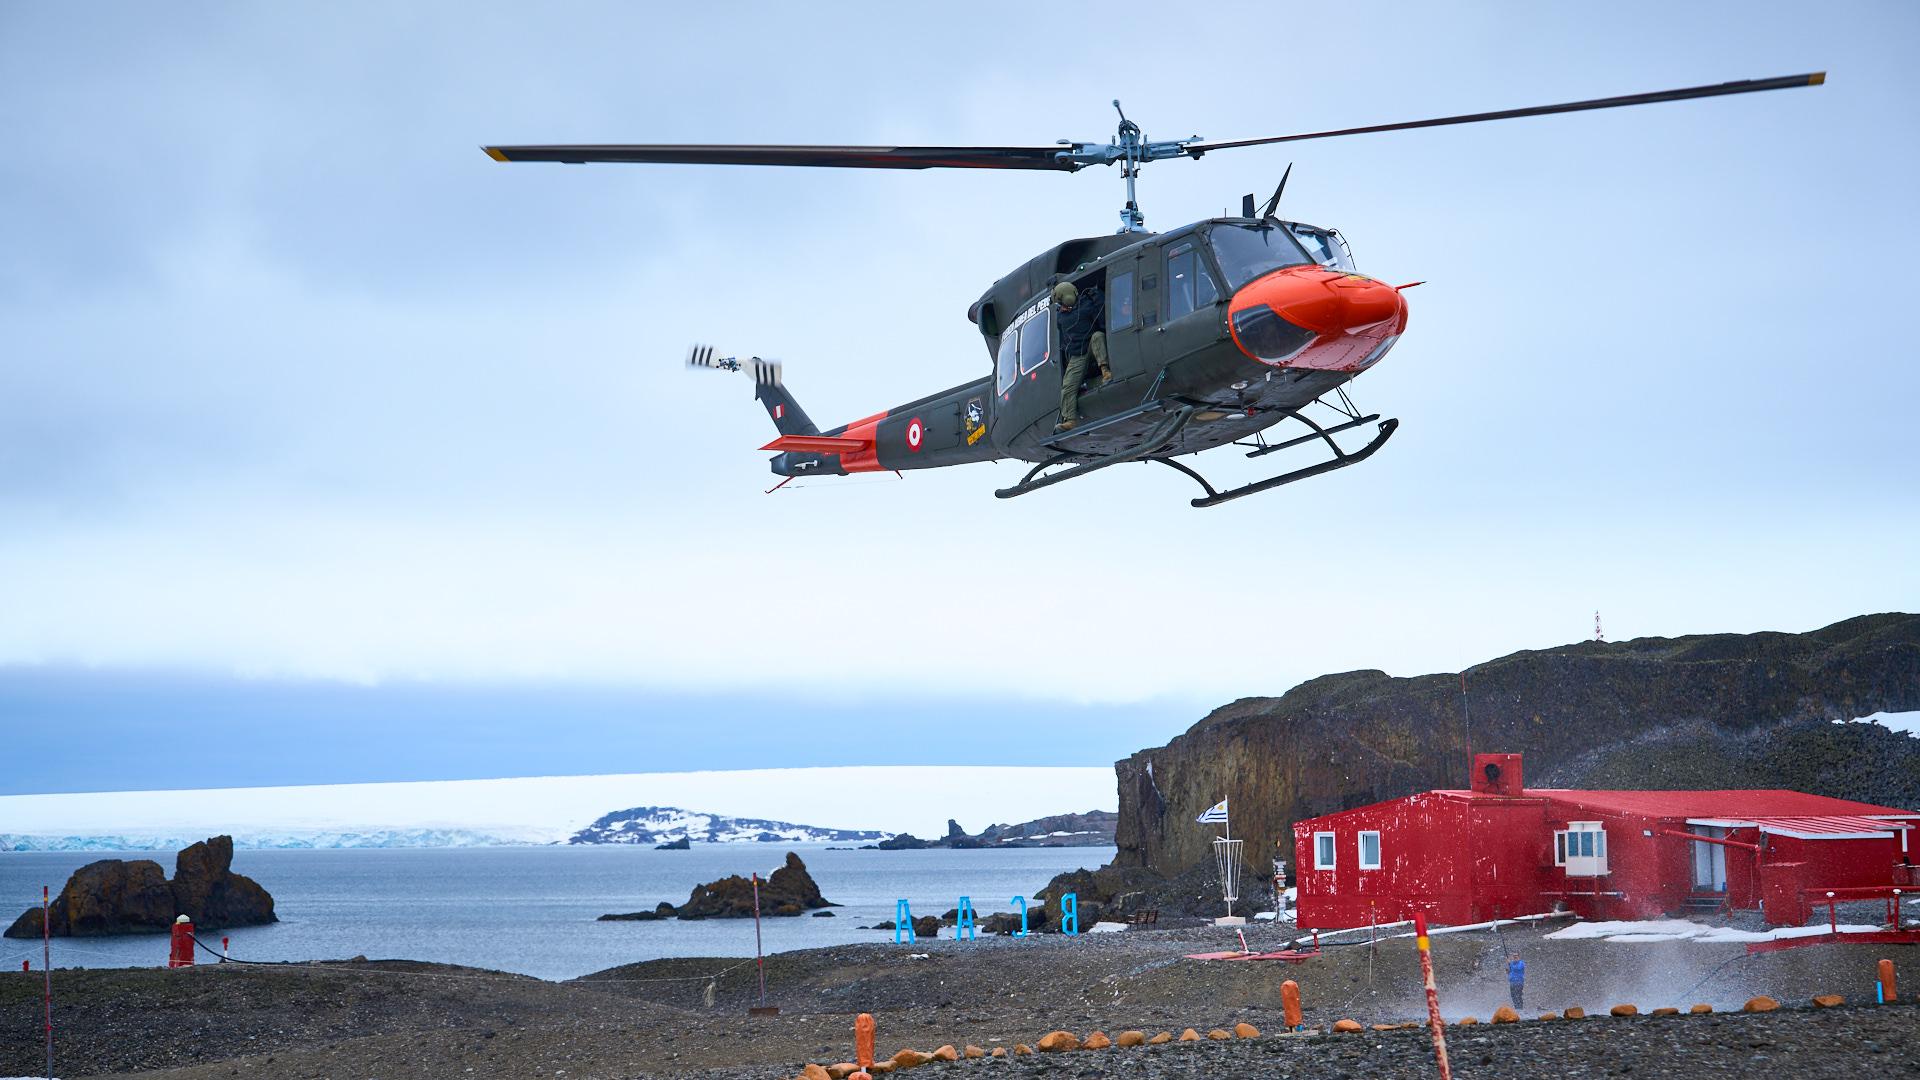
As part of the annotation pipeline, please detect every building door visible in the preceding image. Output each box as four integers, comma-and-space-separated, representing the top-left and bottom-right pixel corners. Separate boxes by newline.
1689, 826, 1728, 892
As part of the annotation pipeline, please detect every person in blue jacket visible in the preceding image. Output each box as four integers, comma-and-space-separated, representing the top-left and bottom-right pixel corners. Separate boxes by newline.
1507, 954, 1526, 1009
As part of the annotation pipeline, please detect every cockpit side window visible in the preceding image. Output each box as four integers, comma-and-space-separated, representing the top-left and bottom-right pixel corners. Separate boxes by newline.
1166, 242, 1219, 320
1108, 270, 1135, 331
1289, 225, 1357, 273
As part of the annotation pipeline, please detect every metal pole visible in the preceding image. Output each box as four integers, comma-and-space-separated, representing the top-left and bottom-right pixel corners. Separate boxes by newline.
1414, 913, 1452, 1080
44, 884, 53, 1080
751, 872, 766, 1008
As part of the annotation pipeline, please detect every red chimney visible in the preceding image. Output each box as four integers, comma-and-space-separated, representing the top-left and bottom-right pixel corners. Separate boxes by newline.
1471, 753, 1523, 796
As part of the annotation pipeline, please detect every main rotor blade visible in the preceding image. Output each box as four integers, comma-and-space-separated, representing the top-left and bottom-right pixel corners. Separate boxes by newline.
482, 143, 1078, 171
1184, 72, 1825, 156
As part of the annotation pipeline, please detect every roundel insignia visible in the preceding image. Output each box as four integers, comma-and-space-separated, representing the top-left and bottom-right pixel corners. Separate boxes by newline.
905, 416, 924, 451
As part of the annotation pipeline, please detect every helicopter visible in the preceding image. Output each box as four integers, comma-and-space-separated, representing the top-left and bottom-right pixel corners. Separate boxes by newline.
484, 72, 1822, 507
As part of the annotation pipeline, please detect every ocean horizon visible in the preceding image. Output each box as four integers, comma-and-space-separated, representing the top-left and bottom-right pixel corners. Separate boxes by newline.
0, 842, 1116, 981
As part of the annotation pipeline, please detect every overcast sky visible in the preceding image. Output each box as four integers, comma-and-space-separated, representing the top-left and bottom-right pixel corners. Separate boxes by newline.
3, 2, 1916, 796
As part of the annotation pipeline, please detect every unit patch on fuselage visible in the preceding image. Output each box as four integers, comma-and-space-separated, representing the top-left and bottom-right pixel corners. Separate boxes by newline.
964, 397, 985, 445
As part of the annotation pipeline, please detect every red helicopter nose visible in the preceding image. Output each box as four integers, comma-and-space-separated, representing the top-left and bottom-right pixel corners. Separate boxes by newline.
1227, 267, 1408, 371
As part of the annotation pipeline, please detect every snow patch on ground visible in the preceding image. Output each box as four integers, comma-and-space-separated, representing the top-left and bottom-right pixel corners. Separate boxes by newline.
1835, 710, 1920, 737
1546, 918, 1885, 943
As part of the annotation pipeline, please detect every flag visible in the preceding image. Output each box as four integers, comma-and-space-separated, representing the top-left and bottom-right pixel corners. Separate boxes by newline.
1195, 799, 1229, 824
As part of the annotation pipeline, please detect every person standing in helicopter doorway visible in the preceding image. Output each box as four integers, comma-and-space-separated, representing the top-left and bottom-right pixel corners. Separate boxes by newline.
1507, 954, 1526, 1009
1052, 280, 1108, 433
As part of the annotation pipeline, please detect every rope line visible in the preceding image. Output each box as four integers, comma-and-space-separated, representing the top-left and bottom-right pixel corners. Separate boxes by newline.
182, 934, 756, 985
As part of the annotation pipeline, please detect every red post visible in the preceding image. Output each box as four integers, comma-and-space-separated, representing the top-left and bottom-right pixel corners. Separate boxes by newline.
43, 885, 52, 1079
1879, 959, 1897, 1003
1414, 913, 1452, 1080
1826, 891, 1837, 935
168, 916, 194, 968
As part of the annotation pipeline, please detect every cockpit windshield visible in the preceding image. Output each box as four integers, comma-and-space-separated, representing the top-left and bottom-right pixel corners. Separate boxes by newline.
1208, 224, 1313, 291
1288, 224, 1357, 273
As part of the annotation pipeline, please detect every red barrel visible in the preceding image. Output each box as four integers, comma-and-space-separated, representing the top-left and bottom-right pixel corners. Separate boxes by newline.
168, 916, 194, 968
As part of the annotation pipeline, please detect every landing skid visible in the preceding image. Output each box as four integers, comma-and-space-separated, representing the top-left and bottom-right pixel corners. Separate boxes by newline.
1165, 416, 1398, 507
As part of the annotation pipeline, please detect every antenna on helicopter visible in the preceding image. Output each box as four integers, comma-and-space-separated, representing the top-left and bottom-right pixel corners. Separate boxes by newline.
1258, 163, 1293, 220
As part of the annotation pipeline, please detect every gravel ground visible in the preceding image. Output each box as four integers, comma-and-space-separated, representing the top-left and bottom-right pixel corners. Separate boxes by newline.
3, 922, 1913, 1078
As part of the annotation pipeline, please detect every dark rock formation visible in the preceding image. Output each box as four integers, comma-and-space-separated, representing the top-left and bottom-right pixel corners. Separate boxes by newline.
5, 835, 276, 939
597, 902, 677, 922
1113, 613, 1920, 878
599, 852, 833, 922
867, 812, 1118, 851
867, 915, 942, 938
874, 833, 933, 850
654, 837, 691, 850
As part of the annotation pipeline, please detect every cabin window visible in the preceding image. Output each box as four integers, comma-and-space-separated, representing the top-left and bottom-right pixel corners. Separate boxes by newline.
1209, 223, 1313, 290
1554, 831, 1567, 866
1109, 271, 1135, 331
1166, 242, 1219, 320
995, 329, 1019, 395
1358, 831, 1382, 870
1314, 831, 1336, 870
1017, 306, 1051, 376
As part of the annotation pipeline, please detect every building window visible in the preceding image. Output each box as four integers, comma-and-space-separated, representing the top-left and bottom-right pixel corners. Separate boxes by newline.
1314, 831, 1336, 870
1358, 831, 1382, 870
1559, 821, 1609, 875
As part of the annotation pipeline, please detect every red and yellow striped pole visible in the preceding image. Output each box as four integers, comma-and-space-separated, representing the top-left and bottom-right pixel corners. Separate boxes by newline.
1414, 912, 1452, 1080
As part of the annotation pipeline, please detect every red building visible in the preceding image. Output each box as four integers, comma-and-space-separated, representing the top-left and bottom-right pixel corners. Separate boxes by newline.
1292, 753, 1918, 928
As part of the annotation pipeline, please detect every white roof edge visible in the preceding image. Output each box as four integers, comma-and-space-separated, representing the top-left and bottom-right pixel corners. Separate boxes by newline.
1762, 828, 1898, 840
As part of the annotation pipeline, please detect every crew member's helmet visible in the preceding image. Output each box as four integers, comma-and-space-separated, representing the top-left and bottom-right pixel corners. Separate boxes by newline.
1052, 282, 1078, 308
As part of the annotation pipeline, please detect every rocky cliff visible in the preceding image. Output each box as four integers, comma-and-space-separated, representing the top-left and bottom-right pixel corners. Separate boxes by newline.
5, 835, 277, 938
1113, 613, 1920, 879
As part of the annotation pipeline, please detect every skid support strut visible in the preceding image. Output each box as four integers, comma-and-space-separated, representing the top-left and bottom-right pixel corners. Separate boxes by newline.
1162, 417, 1398, 508
994, 407, 1195, 499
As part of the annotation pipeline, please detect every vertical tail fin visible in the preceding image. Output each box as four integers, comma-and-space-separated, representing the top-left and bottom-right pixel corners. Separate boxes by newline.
686, 343, 819, 436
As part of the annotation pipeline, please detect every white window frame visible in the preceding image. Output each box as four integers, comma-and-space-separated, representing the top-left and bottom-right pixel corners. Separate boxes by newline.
1357, 830, 1382, 870
1562, 821, 1609, 876
1313, 831, 1337, 870
1553, 830, 1568, 866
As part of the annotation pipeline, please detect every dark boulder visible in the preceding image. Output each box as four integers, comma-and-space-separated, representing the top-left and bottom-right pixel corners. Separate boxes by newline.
654, 837, 692, 850
5, 836, 276, 939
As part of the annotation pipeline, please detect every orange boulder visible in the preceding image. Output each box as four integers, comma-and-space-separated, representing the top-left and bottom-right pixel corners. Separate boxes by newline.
1116, 1031, 1146, 1047
1038, 1031, 1080, 1053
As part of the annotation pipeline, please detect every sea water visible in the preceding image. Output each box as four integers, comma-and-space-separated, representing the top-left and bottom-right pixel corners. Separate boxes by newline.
0, 843, 1113, 980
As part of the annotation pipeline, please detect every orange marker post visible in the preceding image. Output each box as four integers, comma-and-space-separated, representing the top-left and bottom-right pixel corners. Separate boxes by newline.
854, 1011, 876, 1076
1413, 913, 1452, 1080
1281, 978, 1303, 1031
1879, 959, 1896, 1004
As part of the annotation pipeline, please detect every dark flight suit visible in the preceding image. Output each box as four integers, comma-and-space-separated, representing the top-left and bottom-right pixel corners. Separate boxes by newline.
1057, 285, 1106, 426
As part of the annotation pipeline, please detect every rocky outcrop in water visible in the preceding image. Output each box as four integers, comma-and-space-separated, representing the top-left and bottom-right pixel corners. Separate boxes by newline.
1111, 613, 1920, 879
5, 835, 276, 938
598, 851, 833, 922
